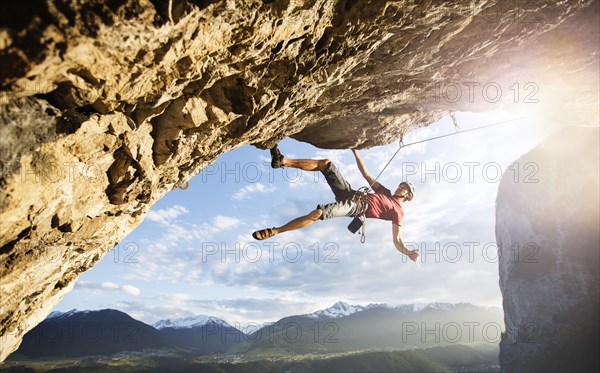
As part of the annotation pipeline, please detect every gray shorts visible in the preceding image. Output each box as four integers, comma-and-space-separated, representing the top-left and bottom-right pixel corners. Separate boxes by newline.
316, 163, 366, 220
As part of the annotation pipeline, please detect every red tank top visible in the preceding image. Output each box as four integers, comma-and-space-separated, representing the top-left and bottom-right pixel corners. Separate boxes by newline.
365, 184, 404, 225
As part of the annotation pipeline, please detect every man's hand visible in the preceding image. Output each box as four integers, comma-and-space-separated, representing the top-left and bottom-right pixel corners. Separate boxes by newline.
406, 249, 420, 263
392, 224, 419, 263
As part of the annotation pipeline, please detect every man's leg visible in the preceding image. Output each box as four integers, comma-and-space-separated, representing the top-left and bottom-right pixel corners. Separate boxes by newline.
281, 157, 355, 201
252, 147, 353, 240
273, 145, 354, 199
281, 158, 330, 172
272, 209, 323, 235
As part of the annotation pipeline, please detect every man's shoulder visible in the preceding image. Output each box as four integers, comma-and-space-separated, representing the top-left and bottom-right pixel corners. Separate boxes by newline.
373, 184, 391, 195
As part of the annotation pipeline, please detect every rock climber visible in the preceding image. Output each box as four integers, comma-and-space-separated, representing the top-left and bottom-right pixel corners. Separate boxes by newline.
251, 144, 420, 262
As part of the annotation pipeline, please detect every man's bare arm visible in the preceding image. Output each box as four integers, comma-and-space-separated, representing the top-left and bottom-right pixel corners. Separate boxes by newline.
351, 149, 381, 190
392, 224, 420, 262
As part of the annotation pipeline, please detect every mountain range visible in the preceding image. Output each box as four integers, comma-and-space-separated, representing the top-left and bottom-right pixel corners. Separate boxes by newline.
239, 302, 503, 355
153, 314, 245, 355
15, 309, 169, 358
11, 302, 503, 359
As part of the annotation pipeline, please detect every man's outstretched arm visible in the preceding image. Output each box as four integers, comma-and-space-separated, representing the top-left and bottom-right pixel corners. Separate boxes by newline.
351, 149, 381, 190
392, 224, 420, 262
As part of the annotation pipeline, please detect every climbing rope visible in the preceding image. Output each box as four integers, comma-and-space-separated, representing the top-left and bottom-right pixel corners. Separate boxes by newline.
350, 115, 527, 242
398, 116, 526, 149
366, 115, 526, 193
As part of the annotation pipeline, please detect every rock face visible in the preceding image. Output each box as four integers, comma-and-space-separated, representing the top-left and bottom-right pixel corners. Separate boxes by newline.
496, 127, 599, 372
0, 0, 598, 361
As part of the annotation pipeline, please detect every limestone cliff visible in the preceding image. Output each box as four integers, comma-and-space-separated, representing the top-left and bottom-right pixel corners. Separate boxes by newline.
496, 127, 599, 372
0, 0, 598, 362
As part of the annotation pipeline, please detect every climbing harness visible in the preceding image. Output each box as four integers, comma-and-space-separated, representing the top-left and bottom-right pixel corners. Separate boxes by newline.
348, 186, 370, 243
348, 115, 527, 242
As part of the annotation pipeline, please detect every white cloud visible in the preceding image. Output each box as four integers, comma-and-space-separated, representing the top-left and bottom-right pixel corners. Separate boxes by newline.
96, 281, 119, 290
115, 301, 196, 324
146, 205, 189, 225
116, 296, 327, 326
118, 211, 249, 283
76, 281, 140, 296
121, 284, 141, 296
257, 155, 271, 163
232, 182, 276, 200
212, 215, 241, 230
160, 293, 193, 302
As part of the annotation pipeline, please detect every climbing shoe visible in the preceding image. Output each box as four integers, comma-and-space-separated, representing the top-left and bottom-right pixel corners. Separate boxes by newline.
270, 145, 284, 169
252, 228, 275, 240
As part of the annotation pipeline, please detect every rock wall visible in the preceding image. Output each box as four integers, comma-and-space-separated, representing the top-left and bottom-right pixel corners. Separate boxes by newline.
496, 127, 599, 372
0, 0, 598, 361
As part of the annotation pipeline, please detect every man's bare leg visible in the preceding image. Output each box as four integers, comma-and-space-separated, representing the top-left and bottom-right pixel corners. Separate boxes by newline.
253, 149, 330, 240
271, 158, 329, 235
282, 158, 330, 172
272, 209, 323, 235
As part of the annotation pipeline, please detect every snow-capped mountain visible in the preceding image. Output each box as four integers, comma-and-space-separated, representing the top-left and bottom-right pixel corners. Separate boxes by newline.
156, 315, 245, 354
243, 321, 274, 335
305, 301, 365, 318
153, 315, 231, 330
244, 301, 505, 354
304, 301, 497, 319
47, 310, 66, 318
18, 309, 170, 358
394, 302, 469, 312
47, 309, 91, 319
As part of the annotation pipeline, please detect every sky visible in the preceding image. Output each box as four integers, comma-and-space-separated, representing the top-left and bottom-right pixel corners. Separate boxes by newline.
54, 110, 562, 329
